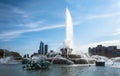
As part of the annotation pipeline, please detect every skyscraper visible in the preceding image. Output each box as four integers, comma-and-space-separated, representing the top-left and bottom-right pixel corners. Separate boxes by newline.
38, 41, 44, 54
45, 45, 48, 55
38, 41, 48, 55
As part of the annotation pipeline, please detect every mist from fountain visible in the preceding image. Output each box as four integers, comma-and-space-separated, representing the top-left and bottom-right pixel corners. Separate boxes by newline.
51, 55, 74, 64
105, 57, 120, 68
32, 55, 47, 63
90, 55, 108, 61
75, 49, 90, 65
0, 56, 20, 64
88, 55, 120, 67
109, 57, 120, 65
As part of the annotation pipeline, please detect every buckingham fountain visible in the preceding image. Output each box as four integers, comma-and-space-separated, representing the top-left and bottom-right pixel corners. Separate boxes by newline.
22, 8, 120, 67
22, 8, 96, 66
48, 8, 95, 65
21, 8, 96, 66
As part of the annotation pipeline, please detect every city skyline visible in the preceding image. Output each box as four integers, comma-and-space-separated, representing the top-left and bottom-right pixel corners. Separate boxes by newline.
0, 0, 120, 55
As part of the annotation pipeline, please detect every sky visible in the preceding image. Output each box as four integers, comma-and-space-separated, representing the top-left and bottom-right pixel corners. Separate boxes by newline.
0, 0, 120, 55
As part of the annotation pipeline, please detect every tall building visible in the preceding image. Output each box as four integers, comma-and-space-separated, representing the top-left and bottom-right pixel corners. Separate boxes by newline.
45, 45, 48, 55
38, 41, 48, 55
38, 41, 44, 54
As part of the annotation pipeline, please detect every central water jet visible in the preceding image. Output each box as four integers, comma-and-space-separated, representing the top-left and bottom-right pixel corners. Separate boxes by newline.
64, 8, 74, 49
64, 8, 73, 49
62, 8, 74, 56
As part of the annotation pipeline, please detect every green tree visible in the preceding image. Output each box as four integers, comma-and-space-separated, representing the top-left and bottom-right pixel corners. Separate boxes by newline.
0, 49, 4, 58
10, 51, 22, 57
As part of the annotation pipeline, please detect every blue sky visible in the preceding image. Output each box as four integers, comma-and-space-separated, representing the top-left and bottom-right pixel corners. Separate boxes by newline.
0, 0, 120, 55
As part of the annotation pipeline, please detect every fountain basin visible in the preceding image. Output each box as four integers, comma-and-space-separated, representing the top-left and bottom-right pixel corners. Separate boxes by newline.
70, 58, 95, 64
52, 59, 74, 64
46, 58, 95, 64
68, 54, 81, 58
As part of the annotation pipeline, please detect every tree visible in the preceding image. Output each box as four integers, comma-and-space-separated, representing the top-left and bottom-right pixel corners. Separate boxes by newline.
0, 49, 4, 58
0, 49, 22, 58
10, 51, 22, 57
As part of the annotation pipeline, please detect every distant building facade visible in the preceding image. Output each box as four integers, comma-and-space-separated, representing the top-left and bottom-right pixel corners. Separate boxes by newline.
38, 41, 48, 55
89, 45, 120, 58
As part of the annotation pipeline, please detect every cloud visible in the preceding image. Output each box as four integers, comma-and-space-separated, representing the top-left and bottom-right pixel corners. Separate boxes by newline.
13, 7, 28, 18
0, 3, 65, 41
0, 2, 28, 19
114, 28, 120, 35
111, 0, 120, 9
23, 20, 45, 28
0, 24, 64, 41
87, 12, 120, 20
0, 31, 22, 41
